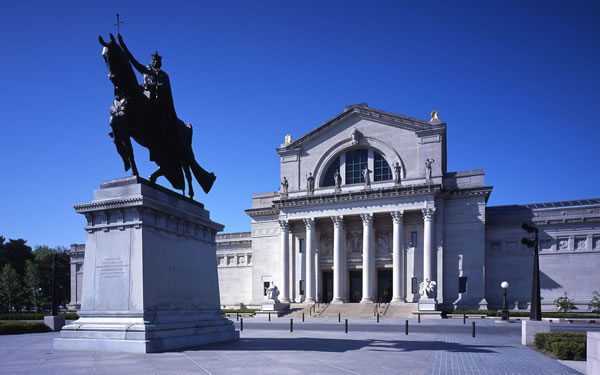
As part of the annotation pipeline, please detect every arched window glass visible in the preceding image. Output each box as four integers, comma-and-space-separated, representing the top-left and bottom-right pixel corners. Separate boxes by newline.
345, 149, 368, 184
374, 152, 392, 181
322, 157, 340, 187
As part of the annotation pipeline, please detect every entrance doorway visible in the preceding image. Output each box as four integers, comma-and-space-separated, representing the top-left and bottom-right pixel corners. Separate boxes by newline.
377, 269, 393, 303
322, 271, 333, 303
349, 271, 362, 302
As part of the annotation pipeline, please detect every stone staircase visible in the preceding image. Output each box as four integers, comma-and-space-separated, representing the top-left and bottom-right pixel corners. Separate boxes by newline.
318, 303, 383, 318
384, 303, 419, 318
279, 302, 418, 318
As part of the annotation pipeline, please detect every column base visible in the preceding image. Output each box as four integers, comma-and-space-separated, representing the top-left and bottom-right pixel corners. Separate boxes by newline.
331, 297, 344, 304
279, 298, 290, 303
390, 297, 406, 304
360, 297, 373, 304
304, 297, 315, 304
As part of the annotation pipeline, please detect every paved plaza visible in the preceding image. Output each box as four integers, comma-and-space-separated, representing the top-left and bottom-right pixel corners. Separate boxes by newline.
1, 318, 583, 374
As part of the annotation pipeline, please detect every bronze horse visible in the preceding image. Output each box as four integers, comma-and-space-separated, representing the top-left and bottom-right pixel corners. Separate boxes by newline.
98, 33, 215, 198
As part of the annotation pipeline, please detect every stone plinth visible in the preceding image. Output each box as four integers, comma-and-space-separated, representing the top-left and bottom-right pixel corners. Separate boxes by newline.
521, 320, 550, 346
255, 300, 290, 318
418, 297, 438, 311
54, 176, 238, 353
588, 332, 600, 375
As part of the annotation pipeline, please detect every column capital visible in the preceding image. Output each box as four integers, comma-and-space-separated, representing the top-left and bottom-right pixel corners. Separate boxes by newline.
303, 217, 315, 229
278, 219, 289, 230
331, 215, 344, 227
422, 207, 436, 221
360, 213, 373, 226
390, 211, 404, 223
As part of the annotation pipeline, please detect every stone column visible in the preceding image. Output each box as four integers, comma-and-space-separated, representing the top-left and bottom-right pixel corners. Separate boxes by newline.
331, 216, 344, 303
303, 218, 316, 303
422, 208, 435, 283
391, 211, 404, 303
360, 213, 374, 303
278, 220, 290, 303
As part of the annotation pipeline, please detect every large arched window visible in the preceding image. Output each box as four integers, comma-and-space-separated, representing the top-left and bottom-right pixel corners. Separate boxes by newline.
345, 149, 368, 184
320, 149, 393, 187
374, 152, 392, 181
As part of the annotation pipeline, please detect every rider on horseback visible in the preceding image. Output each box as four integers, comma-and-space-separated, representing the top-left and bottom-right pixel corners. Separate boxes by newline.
117, 34, 178, 142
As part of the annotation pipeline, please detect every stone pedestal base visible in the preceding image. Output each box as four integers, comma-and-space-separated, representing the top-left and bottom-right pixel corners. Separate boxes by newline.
255, 301, 290, 318
44, 316, 66, 331
54, 176, 238, 353
418, 298, 438, 311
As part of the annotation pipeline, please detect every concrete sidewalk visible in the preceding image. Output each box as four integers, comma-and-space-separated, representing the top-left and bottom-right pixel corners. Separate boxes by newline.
0, 318, 583, 374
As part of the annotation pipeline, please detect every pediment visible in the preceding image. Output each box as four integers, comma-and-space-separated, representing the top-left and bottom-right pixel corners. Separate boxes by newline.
277, 103, 445, 154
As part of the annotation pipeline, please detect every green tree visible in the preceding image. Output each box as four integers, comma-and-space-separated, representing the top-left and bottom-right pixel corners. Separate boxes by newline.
0, 237, 34, 276
34, 246, 71, 308
23, 260, 45, 311
0, 264, 23, 311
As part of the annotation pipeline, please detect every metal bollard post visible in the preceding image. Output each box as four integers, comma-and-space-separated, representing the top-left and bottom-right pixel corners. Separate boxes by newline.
268, 313, 271, 322
405, 319, 408, 335
463, 314, 466, 325
240, 318, 243, 331
290, 319, 294, 332
338, 312, 341, 322
472, 321, 475, 338
302, 312, 305, 322
418, 313, 421, 323
345, 319, 348, 333
377, 313, 379, 323
236, 313, 239, 321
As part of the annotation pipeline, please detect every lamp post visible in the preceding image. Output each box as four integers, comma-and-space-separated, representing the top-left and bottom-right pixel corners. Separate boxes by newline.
521, 223, 542, 321
501, 281, 509, 321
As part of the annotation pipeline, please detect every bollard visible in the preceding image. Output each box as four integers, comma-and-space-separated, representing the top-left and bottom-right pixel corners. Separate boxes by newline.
418, 313, 421, 323
240, 318, 243, 331
405, 319, 408, 335
268, 313, 271, 322
290, 319, 294, 332
302, 312, 305, 322
236, 313, 239, 321
338, 312, 341, 322
377, 313, 380, 323
463, 314, 466, 325
345, 319, 348, 333
472, 321, 475, 338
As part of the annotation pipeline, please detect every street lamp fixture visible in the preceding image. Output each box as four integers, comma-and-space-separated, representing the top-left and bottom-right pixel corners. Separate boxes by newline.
501, 281, 509, 321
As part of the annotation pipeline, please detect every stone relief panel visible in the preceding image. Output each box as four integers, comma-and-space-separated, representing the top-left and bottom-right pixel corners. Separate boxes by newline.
228, 256, 235, 265
346, 230, 362, 255
218, 256, 225, 266
540, 239, 552, 253
575, 237, 586, 251
238, 256, 246, 265
595, 237, 600, 250
319, 234, 333, 257
376, 231, 392, 255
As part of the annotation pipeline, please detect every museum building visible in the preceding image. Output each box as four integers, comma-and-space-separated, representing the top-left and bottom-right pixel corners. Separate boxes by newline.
70, 104, 600, 312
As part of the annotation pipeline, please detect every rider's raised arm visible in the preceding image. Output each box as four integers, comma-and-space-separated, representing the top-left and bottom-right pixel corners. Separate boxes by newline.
117, 34, 148, 74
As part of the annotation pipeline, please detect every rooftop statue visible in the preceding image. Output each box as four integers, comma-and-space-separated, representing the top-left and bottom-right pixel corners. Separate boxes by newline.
98, 33, 215, 199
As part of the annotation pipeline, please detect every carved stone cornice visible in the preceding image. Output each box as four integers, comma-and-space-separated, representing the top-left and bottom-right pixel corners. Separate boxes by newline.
441, 186, 493, 202
278, 219, 289, 231
390, 210, 404, 223
275, 184, 442, 209
245, 207, 280, 217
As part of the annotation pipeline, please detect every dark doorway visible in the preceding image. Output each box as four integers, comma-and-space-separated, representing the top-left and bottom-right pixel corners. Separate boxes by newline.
349, 271, 362, 302
322, 271, 333, 303
377, 269, 393, 303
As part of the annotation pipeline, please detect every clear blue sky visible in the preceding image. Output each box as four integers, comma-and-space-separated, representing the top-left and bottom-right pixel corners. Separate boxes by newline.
1, 1, 599, 249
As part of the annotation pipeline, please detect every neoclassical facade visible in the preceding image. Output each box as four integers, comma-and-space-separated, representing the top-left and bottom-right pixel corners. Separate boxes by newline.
216, 103, 600, 311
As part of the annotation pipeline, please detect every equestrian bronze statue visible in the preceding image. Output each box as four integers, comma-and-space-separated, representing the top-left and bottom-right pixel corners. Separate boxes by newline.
98, 33, 215, 198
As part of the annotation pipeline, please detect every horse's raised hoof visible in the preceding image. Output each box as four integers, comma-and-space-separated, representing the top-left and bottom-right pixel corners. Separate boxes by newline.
202, 172, 216, 194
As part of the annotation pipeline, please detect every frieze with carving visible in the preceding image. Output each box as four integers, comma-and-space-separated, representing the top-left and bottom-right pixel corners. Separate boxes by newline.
319, 234, 333, 256
346, 231, 362, 254
376, 231, 392, 255
558, 239, 569, 250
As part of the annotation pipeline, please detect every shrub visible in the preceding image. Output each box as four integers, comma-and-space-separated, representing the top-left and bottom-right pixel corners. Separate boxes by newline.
222, 308, 258, 314
0, 321, 51, 335
589, 291, 600, 312
554, 292, 575, 312
551, 341, 586, 361
0, 312, 79, 320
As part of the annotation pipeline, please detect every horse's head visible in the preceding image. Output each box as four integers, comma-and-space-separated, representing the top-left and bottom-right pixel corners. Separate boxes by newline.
99, 34, 138, 93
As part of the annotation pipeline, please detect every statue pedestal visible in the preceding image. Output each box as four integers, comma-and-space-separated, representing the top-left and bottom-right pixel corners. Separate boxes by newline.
255, 300, 290, 319
418, 297, 438, 311
54, 176, 238, 353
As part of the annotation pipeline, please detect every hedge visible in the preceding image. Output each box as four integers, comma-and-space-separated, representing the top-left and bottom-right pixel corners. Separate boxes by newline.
534, 332, 587, 361
0, 321, 51, 335
222, 309, 258, 314
0, 312, 79, 321
443, 310, 600, 319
